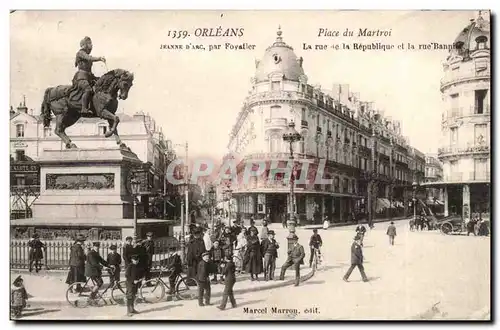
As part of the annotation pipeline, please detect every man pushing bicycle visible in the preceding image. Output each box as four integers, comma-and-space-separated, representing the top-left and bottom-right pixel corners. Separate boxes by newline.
85, 242, 112, 300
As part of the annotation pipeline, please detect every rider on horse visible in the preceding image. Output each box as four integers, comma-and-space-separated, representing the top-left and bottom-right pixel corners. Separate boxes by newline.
73, 36, 106, 116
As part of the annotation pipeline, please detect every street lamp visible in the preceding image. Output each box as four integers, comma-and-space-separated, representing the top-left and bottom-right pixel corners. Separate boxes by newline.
130, 178, 141, 239
208, 185, 216, 232
282, 121, 302, 248
178, 183, 188, 263
412, 181, 418, 223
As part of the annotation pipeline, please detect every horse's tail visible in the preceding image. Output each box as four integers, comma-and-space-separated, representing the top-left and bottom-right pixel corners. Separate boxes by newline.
41, 88, 52, 128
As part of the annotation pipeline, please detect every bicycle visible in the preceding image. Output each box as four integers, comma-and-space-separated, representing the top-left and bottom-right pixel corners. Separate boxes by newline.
139, 266, 199, 303
66, 267, 127, 308
312, 247, 322, 270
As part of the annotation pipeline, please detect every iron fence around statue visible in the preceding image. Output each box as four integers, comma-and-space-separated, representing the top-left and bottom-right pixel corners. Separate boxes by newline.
10, 237, 180, 270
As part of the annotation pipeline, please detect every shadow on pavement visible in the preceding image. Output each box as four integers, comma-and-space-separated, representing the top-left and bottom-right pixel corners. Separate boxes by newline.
302, 280, 325, 286
140, 303, 183, 314
233, 299, 266, 308
18, 308, 61, 318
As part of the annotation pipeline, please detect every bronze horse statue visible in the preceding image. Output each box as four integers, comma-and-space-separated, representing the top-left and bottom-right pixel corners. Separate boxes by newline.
41, 69, 134, 149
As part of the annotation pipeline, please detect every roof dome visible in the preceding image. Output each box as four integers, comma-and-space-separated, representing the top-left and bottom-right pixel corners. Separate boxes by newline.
450, 11, 490, 57
254, 27, 305, 83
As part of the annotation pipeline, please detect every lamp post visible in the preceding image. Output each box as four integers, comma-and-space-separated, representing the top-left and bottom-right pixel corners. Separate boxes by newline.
130, 178, 141, 239
412, 181, 418, 223
282, 121, 302, 248
178, 183, 187, 263
208, 185, 216, 232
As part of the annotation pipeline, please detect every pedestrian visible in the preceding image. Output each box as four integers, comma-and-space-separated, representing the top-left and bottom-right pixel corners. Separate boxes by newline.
10, 275, 28, 319
85, 242, 111, 300
122, 236, 134, 267
244, 228, 263, 281
134, 239, 148, 280
107, 244, 121, 286
279, 234, 305, 286
209, 240, 224, 283
65, 234, 86, 291
166, 250, 182, 295
343, 235, 369, 282
386, 221, 397, 246
197, 252, 211, 306
309, 229, 323, 268
186, 229, 206, 279
142, 232, 155, 282
355, 222, 367, 246
217, 254, 237, 310
125, 254, 141, 316
322, 216, 330, 230
28, 233, 45, 273
260, 219, 269, 240
260, 230, 279, 281
246, 218, 258, 237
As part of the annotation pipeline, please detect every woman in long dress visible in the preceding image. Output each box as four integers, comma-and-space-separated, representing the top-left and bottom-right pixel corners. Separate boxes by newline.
322, 216, 330, 230
243, 229, 263, 281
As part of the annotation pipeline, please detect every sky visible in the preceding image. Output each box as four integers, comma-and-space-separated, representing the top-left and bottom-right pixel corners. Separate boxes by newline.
10, 10, 480, 160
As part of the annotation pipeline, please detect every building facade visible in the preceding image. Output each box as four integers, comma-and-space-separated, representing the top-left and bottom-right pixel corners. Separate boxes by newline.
424, 155, 444, 202
432, 12, 490, 220
227, 28, 425, 225
10, 100, 177, 219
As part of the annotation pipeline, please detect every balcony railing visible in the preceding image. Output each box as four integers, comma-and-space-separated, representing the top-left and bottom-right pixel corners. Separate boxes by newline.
470, 105, 491, 115
438, 144, 490, 157
264, 117, 288, 129
443, 171, 490, 183
440, 68, 490, 89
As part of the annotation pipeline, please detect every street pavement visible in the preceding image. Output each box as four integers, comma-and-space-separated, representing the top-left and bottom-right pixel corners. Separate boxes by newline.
14, 219, 490, 320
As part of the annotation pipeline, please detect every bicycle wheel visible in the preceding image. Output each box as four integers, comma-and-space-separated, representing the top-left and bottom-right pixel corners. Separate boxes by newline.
66, 282, 91, 308
175, 276, 199, 300
140, 279, 166, 304
110, 280, 128, 306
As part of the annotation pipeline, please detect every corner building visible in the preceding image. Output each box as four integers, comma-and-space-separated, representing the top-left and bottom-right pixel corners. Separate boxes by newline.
228, 28, 425, 225
431, 12, 491, 220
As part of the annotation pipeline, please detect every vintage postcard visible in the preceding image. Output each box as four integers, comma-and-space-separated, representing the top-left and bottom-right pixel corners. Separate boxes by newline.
9, 10, 491, 321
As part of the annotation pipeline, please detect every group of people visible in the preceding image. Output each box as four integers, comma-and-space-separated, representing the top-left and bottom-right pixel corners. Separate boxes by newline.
466, 214, 490, 236
64, 232, 156, 316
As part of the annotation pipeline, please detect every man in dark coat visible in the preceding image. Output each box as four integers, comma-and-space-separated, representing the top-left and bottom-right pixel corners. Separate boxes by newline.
217, 254, 237, 310
85, 242, 110, 298
106, 244, 122, 286
186, 229, 206, 278
142, 232, 155, 281
28, 233, 45, 273
260, 230, 279, 281
134, 239, 148, 280
279, 234, 305, 286
122, 236, 134, 267
66, 234, 86, 291
343, 235, 369, 282
125, 254, 141, 316
197, 252, 211, 306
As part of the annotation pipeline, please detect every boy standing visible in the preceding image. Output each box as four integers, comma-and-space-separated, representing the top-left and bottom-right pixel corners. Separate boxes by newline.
386, 221, 397, 246
209, 240, 224, 283
197, 252, 211, 306
125, 254, 141, 316
107, 244, 121, 286
217, 254, 237, 310
260, 230, 279, 281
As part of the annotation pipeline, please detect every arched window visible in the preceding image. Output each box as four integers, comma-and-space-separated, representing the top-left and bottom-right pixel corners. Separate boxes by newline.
16, 124, 24, 138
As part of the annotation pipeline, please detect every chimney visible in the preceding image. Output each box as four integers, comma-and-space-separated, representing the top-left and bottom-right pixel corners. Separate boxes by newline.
17, 95, 28, 113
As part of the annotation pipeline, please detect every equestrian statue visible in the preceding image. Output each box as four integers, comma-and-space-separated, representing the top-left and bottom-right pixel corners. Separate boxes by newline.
41, 36, 134, 149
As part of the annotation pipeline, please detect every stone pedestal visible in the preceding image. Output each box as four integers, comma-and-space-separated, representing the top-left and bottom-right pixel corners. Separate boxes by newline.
26, 147, 144, 239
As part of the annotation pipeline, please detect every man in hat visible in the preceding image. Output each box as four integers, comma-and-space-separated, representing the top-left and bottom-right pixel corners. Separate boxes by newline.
107, 244, 122, 286
125, 254, 141, 316
66, 234, 86, 291
261, 230, 279, 281
197, 251, 212, 306
309, 229, 323, 268
386, 221, 397, 246
279, 234, 305, 286
186, 228, 206, 279
343, 235, 369, 282
142, 232, 155, 282
73, 36, 106, 115
28, 233, 45, 273
122, 236, 134, 268
85, 242, 111, 299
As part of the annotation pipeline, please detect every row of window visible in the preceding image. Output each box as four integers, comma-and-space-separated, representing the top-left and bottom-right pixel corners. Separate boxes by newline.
14, 124, 109, 138
449, 123, 488, 146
